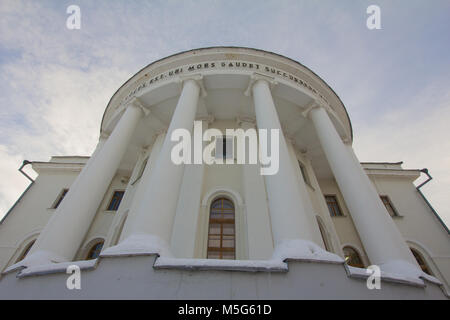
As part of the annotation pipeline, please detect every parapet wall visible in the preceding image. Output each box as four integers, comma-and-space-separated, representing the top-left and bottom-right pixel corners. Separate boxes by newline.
0, 255, 447, 299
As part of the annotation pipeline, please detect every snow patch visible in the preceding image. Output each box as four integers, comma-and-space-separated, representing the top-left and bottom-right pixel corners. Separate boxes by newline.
17, 259, 98, 278
345, 262, 437, 287
271, 239, 344, 264
3, 250, 67, 274
155, 257, 287, 272
100, 234, 173, 258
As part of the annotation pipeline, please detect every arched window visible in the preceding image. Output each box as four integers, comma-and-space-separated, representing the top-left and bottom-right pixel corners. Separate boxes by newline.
86, 241, 104, 260
343, 246, 364, 268
16, 240, 36, 263
207, 197, 235, 260
316, 217, 331, 252
411, 248, 432, 275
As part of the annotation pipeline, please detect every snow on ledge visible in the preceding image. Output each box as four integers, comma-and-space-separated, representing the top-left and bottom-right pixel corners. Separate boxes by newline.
100, 234, 173, 258
3, 250, 68, 275
16, 259, 98, 278
154, 257, 288, 272
344, 264, 442, 288
272, 239, 344, 264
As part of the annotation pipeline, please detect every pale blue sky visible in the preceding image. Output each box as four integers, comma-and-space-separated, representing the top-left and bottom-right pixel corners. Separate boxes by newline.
0, 0, 449, 226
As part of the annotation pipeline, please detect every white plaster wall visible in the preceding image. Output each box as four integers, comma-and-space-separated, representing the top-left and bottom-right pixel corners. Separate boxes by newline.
0, 169, 80, 271
369, 175, 450, 291
0, 256, 446, 300
318, 179, 371, 266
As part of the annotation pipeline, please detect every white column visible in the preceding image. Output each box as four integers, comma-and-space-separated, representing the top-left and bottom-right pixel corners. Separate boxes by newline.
251, 76, 319, 250
240, 119, 274, 259
309, 104, 420, 273
170, 118, 209, 258
285, 138, 324, 248
112, 77, 202, 256
19, 102, 145, 267
104, 131, 166, 248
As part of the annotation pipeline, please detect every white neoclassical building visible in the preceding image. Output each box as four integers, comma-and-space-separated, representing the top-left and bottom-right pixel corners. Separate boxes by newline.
0, 47, 448, 299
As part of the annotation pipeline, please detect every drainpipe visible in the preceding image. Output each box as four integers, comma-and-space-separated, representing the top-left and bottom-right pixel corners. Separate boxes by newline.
19, 160, 34, 182
417, 169, 449, 234
0, 160, 35, 224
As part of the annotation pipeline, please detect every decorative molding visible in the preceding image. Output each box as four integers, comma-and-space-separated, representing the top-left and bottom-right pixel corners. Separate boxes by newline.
129, 97, 150, 117
195, 114, 215, 123
236, 115, 256, 127
244, 72, 278, 96
177, 74, 207, 97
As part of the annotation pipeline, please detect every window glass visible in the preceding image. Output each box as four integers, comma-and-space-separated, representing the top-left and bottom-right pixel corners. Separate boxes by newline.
16, 240, 36, 263
107, 191, 125, 211
380, 195, 398, 217
411, 248, 432, 275
343, 246, 364, 268
298, 161, 311, 185
325, 195, 343, 217
207, 198, 236, 260
86, 241, 104, 260
215, 136, 233, 160
53, 189, 69, 209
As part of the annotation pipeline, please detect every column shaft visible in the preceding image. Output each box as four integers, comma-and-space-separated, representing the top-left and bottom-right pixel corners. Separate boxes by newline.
27, 104, 144, 265
170, 120, 208, 258
121, 79, 201, 250
309, 106, 419, 271
252, 79, 315, 246
240, 120, 274, 259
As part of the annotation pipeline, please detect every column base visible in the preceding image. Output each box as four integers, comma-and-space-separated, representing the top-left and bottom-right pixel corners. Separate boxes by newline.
101, 234, 173, 258
272, 239, 344, 264
3, 250, 68, 274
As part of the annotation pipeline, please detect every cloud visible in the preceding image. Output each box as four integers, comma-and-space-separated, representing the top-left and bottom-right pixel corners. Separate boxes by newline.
352, 77, 450, 226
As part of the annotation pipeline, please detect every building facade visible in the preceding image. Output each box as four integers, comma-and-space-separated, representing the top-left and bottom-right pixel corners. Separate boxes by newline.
0, 47, 448, 299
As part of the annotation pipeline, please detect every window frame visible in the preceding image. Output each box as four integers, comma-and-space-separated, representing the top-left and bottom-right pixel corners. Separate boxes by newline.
106, 190, 125, 212
15, 239, 36, 263
343, 245, 365, 268
207, 197, 236, 260
410, 248, 433, 275
85, 241, 104, 260
215, 135, 234, 160
51, 188, 69, 209
298, 161, 312, 187
324, 194, 344, 217
380, 195, 400, 217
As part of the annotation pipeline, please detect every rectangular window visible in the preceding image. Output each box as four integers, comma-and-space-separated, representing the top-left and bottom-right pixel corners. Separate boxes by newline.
107, 191, 125, 211
298, 161, 311, 186
380, 195, 399, 217
215, 136, 233, 160
325, 195, 343, 217
52, 188, 69, 209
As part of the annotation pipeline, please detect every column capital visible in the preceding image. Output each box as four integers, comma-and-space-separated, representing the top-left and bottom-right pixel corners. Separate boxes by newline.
236, 115, 256, 127
196, 114, 214, 124
244, 72, 278, 96
129, 97, 150, 117
177, 74, 207, 97
301, 100, 326, 119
